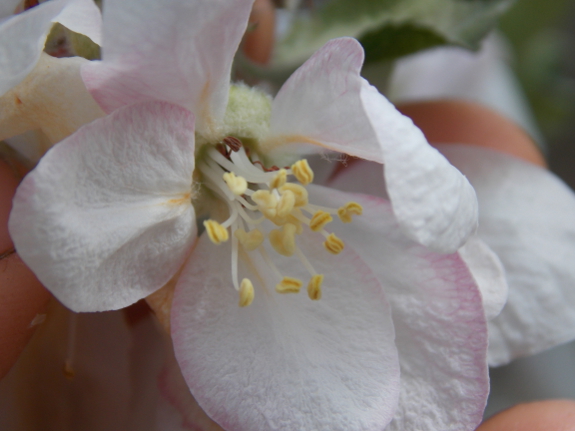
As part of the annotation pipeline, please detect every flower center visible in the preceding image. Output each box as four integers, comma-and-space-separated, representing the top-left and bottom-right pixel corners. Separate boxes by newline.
198, 138, 363, 307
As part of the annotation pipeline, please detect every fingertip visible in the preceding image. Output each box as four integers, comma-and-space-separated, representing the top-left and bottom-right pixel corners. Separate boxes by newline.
398, 100, 547, 168
478, 400, 575, 431
242, 0, 275, 65
0, 157, 51, 379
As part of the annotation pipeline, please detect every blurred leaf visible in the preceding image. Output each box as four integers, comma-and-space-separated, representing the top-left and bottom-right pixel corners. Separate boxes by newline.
274, 0, 515, 66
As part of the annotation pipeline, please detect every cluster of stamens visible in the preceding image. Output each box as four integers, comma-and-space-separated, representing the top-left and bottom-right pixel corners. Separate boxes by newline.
198, 138, 363, 307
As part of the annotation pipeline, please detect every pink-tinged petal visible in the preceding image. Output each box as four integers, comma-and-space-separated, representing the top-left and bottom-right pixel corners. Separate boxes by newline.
438, 144, 575, 366
329, 160, 505, 322
82, 0, 253, 133
458, 235, 508, 321
9, 101, 197, 312
267, 38, 477, 252
308, 185, 489, 431
0, 0, 68, 96
171, 232, 400, 431
266, 38, 383, 162
55, 0, 102, 45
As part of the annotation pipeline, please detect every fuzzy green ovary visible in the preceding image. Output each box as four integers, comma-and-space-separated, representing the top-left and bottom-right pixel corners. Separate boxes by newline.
195, 84, 272, 155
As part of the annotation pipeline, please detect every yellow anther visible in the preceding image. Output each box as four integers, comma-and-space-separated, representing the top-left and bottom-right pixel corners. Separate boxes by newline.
204, 219, 229, 244
222, 172, 248, 196
269, 169, 287, 189
307, 274, 324, 300
277, 190, 295, 218
280, 183, 308, 207
291, 159, 314, 185
324, 233, 344, 255
239, 278, 255, 307
276, 277, 303, 294
337, 201, 364, 223
309, 210, 333, 232
252, 190, 278, 218
287, 214, 304, 234
234, 228, 264, 251
269, 223, 297, 256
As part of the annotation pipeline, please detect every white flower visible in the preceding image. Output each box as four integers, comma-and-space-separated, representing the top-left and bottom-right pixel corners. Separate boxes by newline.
8, 0, 493, 429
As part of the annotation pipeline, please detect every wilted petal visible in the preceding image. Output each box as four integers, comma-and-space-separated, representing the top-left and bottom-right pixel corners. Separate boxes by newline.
438, 144, 575, 366
0, 0, 68, 96
0, 53, 105, 146
171, 232, 400, 431
9, 101, 197, 312
267, 38, 477, 252
309, 186, 489, 431
55, 0, 102, 46
458, 235, 508, 321
82, 0, 253, 135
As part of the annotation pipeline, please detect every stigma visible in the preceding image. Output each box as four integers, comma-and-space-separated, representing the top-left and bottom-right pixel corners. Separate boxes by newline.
198, 138, 362, 307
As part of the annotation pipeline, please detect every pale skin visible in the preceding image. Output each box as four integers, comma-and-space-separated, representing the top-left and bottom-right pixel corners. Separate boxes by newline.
2, 0, 575, 427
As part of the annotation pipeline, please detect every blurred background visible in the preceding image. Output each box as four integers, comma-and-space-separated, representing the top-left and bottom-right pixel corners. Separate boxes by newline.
480, 0, 575, 417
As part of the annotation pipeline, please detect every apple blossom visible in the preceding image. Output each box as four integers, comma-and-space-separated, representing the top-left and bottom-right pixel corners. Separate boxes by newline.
7, 0, 496, 429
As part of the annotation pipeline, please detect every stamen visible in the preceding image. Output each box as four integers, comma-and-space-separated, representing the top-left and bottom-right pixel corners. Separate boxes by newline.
279, 183, 308, 207
235, 228, 264, 251
204, 219, 229, 244
291, 159, 314, 185
222, 136, 242, 152
269, 223, 297, 256
64, 312, 78, 380
239, 278, 255, 307
270, 169, 287, 189
307, 274, 324, 300
309, 210, 333, 232
324, 233, 344, 255
231, 219, 240, 290
276, 277, 303, 294
337, 202, 364, 223
277, 190, 295, 218
252, 190, 278, 218
223, 172, 248, 195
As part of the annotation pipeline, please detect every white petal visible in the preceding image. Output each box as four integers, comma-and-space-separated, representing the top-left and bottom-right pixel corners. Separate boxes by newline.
267, 38, 478, 252
308, 185, 489, 431
9, 101, 197, 312
438, 144, 575, 366
0, 0, 20, 20
267, 38, 384, 162
82, 0, 253, 134
363, 86, 478, 253
0, 0, 68, 96
171, 232, 400, 431
0, 53, 105, 146
54, 0, 102, 45
458, 235, 508, 321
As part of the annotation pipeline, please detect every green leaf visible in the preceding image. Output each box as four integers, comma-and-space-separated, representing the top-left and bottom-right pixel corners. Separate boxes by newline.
274, 0, 515, 67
